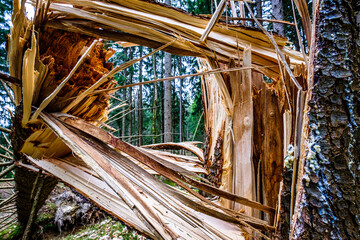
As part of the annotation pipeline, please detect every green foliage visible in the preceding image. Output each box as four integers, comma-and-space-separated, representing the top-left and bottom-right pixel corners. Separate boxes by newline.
62, 218, 145, 240
106, 44, 205, 145
0, 223, 22, 240
0, 0, 12, 72
187, 79, 204, 142
185, 0, 213, 14
0, 0, 13, 133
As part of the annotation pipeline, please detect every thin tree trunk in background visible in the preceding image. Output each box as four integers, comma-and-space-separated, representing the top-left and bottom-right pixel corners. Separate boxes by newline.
161, 56, 164, 143
256, 0, 262, 22
122, 48, 128, 138
115, 91, 122, 137
163, 0, 172, 143
179, 57, 183, 144
152, 52, 158, 144
138, 46, 143, 146
288, 0, 360, 239
134, 94, 137, 145
122, 89, 126, 137
128, 48, 133, 143
239, 2, 245, 25
271, 0, 284, 36
230, 1, 238, 24
171, 67, 175, 143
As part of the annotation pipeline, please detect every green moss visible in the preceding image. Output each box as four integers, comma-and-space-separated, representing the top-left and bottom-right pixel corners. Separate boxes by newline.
0, 223, 22, 240
61, 218, 143, 240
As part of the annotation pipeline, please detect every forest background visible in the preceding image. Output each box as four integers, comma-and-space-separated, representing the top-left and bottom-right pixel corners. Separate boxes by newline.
0, 0, 307, 148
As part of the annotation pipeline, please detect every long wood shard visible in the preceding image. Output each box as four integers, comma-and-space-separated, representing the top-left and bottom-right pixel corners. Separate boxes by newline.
38, 112, 250, 239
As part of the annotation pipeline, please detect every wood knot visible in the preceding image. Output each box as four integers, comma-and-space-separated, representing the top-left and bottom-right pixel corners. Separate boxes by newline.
243, 116, 251, 127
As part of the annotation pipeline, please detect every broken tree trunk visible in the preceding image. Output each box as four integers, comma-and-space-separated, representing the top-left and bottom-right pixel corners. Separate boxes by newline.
6, 0, 311, 238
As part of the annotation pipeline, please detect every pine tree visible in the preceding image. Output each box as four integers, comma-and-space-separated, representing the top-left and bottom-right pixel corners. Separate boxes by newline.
163, 0, 173, 143
0, 0, 13, 141
138, 46, 143, 145
271, 0, 285, 36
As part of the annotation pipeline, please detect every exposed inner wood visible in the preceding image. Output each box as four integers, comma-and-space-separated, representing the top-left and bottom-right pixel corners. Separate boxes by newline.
7, 0, 309, 238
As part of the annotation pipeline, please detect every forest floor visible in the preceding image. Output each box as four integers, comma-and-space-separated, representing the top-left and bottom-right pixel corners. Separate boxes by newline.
0, 184, 148, 240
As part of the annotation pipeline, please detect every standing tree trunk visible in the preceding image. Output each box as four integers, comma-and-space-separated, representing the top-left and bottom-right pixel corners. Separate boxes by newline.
179, 57, 183, 144
271, 0, 284, 36
152, 52, 158, 144
163, 0, 172, 143
256, 0, 262, 21
160, 55, 165, 143
122, 88, 127, 138
122, 48, 128, 138
128, 48, 133, 143
289, 0, 360, 238
138, 46, 143, 146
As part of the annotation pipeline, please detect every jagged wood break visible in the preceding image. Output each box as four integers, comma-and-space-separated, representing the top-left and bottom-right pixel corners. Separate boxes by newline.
5, 0, 315, 239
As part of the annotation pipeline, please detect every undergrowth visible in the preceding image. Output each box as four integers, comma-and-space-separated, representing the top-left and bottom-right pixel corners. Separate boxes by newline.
0, 223, 22, 240
62, 218, 146, 240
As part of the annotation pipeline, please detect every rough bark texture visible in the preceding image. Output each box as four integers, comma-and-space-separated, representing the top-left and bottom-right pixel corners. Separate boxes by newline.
163, 0, 172, 143
292, 0, 360, 239
179, 57, 183, 144
15, 167, 57, 225
138, 46, 143, 146
163, 52, 172, 143
271, 0, 285, 36
122, 49, 128, 138
152, 53, 158, 144
256, 0, 262, 20
208, 135, 224, 188
11, 105, 57, 226
128, 48, 133, 143
276, 168, 292, 239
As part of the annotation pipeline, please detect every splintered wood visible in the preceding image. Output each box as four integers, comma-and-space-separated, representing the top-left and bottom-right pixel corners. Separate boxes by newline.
37, 113, 252, 239
37, 28, 115, 120
8, 0, 308, 239
43, 0, 304, 80
231, 48, 256, 216
200, 51, 305, 226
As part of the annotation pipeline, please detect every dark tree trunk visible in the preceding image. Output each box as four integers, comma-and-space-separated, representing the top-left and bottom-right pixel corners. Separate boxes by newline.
138, 46, 143, 146
164, 53, 172, 143
179, 57, 183, 144
122, 48, 128, 138
11, 105, 57, 228
161, 56, 164, 143
152, 52, 158, 144
164, 0, 172, 143
128, 48, 133, 143
256, 0, 262, 23
290, 0, 360, 239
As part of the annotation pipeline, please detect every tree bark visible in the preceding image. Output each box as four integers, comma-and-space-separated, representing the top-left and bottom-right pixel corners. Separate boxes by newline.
256, 0, 262, 20
179, 57, 183, 144
152, 52, 158, 144
138, 46, 143, 146
128, 48, 133, 143
271, 0, 285, 36
290, 0, 360, 238
163, 0, 172, 143
121, 48, 128, 138
160, 56, 164, 143
11, 105, 57, 227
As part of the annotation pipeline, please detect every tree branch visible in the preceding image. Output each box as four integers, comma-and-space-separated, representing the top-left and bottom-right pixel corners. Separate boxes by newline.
0, 72, 21, 86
